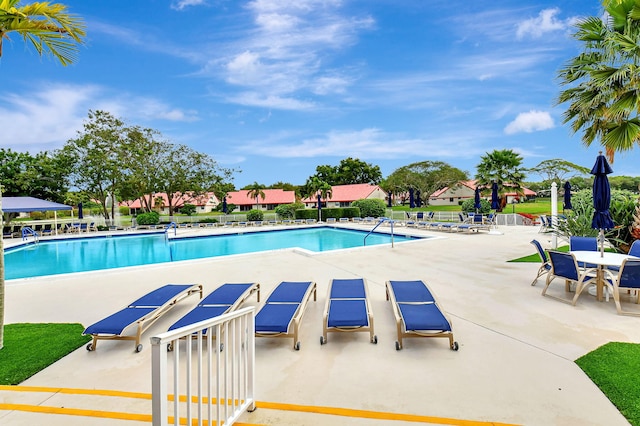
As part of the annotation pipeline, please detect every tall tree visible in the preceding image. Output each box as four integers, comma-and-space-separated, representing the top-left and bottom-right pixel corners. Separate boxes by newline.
0, 0, 85, 350
61, 110, 127, 222
0, 0, 85, 64
384, 161, 468, 206
475, 149, 526, 211
557, 0, 640, 163
527, 159, 590, 184
312, 157, 382, 185
245, 182, 266, 209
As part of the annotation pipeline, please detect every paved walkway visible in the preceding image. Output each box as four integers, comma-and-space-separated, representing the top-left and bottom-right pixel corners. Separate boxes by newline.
1, 223, 637, 425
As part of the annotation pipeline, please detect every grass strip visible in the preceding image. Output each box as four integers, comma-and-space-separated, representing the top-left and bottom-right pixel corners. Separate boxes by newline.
576, 342, 640, 426
508, 245, 569, 262
0, 323, 91, 385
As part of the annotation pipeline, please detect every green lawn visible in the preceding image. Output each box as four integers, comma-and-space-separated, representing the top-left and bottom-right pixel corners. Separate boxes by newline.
0, 323, 90, 385
577, 342, 640, 426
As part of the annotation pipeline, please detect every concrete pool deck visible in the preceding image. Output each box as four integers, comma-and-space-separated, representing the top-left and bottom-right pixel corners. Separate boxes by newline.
1, 223, 638, 425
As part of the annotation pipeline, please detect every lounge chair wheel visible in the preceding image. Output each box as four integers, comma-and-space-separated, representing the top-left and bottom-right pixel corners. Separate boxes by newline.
136, 344, 143, 353
320, 336, 326, 345
86, 343, 94, 351
372, 335, 378, 344
452, 341, 459, 351
395, 341, 401, 351
294, 341, 301, 351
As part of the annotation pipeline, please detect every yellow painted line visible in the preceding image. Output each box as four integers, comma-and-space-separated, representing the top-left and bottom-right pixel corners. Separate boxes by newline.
0, 385, 515, 425
0, 404, 261, 426
257, 401, 517, 425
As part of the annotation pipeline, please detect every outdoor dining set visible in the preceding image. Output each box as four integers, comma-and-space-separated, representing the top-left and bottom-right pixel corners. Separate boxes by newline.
531, 237, 640, 317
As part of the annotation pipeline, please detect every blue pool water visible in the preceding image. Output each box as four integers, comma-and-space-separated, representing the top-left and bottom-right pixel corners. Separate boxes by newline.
5, 227, 419, 280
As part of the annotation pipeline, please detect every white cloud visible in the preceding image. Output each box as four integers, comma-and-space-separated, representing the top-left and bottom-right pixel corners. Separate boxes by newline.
516, 8, 571, 39
0, 83, 199, 152
226, 92, 315, 110
212, 0, 374, 109
171, 0, 207, 11
504, 110, 554, 134
239, 127, 491, 160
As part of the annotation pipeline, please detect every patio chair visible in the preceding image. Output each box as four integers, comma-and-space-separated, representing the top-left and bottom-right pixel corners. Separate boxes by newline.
168, 282, 260, 333
542, 251, 597, 305
83, 283, 203, 352
255, 281, 317, 350
320, 278, 377, 345
570, 236, 598, 268
610, 259, 640, 317
385, 279, 458, 351
530, 239, 551, 286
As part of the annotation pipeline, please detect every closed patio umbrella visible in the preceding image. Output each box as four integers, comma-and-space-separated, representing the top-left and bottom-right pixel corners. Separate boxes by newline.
222, 197, 228, 213
409, 188, 415, 209
78, 202, 84, 219
317, 194, 322, 221
491, 182, 500, 210
590, 153, 614, 257
563, 181, 572, 211
474, 187, 481, 212
387, 192, 392, 208
415, 190, 421, 208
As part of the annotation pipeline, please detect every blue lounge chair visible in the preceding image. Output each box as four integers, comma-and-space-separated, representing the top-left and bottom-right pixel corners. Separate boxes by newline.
84, 284, 203, 352
385, 280, 458, 351
168, 282, 260, 333
255, 281, 317, 350
320, 278, 377, 345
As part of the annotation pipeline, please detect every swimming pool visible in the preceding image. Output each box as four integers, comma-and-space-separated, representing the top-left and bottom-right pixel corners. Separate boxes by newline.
5, 227, 420, 280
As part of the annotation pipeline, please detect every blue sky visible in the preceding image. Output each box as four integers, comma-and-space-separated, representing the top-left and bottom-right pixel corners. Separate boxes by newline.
2, 0, 638, 188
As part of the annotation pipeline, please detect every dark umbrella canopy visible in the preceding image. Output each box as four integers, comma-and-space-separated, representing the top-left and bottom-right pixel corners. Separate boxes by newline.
409, 188, 415, 208
387, 192, 392, 207
491, 182, 500, 210
415, 190, 421, 208
222, 197, 228, 213
563, 181, 573, 210
474, 187, 482, 212
317, 194, 322, 221
78, 202, 84, 219
590, 153, 614, 256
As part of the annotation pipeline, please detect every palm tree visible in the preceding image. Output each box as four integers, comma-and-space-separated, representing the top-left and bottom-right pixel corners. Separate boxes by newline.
557, 0, 640, 163
305, 177, 332, 221
475, 149, 526, 212
0, 1, 85, 350
245, 182, 266, 210
0, 0, 86, 65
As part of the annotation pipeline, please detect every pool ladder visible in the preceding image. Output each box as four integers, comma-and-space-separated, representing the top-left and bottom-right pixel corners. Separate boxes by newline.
363, 218, 394, 247
164, 222, 177, 241
21, 226, 39, 243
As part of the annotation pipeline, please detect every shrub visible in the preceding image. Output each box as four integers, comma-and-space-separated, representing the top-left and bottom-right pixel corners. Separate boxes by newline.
179, 203, 197, 216
275, 202, 304, 219
350, 199, 386, 217
320, 208, 343, 220
246, 209, 264, 221
295, 208, 319, 220
341, 207, 360, 218
136, 211, 160, 225
556, 189, 638, 251
199, 217, 219, 223
461, 198, 491, 214
30, 211, 45, 220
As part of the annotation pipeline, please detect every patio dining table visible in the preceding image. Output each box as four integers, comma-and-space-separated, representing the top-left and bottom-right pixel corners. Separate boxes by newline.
571, 251, 640, 302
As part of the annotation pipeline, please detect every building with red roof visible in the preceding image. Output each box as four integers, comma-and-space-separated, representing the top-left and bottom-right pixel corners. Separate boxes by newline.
226, 189, 296, 211
429, 180, 536, 206
302, 183, 387, 208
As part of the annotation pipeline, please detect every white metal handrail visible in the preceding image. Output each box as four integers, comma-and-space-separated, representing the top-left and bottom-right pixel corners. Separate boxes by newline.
151, 307, 256, 426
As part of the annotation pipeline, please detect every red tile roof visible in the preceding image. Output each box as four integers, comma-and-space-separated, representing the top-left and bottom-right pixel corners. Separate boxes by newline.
121, 192, 217, 209
303, 184, 383, 202
227, 189, 296, 206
